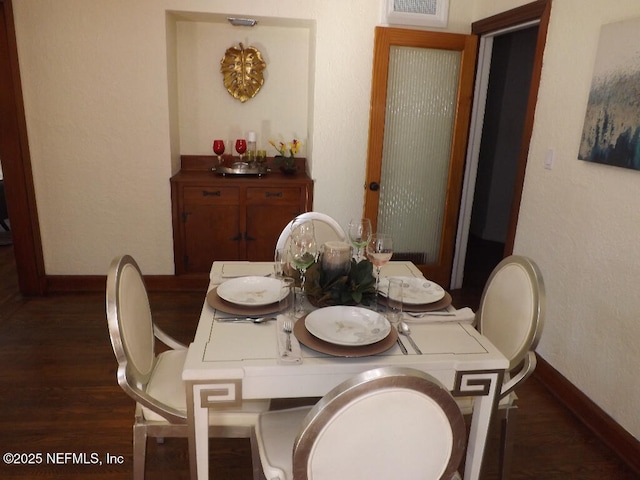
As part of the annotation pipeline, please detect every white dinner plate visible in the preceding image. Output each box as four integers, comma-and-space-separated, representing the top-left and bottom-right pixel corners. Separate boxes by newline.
216, 276, 286, 306
305, 306, 390, 346
378, 276, 446, 305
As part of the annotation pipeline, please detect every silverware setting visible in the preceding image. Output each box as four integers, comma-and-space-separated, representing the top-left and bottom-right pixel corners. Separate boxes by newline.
395, 325, 408, 355
283, 319, 293, 353
215, 316, 276, 324
405, 311, 455, 317
398, 321, 422, 354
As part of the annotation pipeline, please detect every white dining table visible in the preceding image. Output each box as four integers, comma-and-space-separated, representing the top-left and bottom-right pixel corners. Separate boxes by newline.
183, 261, 508, 480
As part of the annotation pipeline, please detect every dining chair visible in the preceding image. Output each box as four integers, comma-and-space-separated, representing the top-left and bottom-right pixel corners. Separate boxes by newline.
457, 254, 545, 479
106, 254, 270, 480
275, 211, 346, 252
251, 366, 466, 480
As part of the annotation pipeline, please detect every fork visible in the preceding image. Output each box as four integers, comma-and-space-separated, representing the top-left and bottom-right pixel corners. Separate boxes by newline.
283, 319, 294, 353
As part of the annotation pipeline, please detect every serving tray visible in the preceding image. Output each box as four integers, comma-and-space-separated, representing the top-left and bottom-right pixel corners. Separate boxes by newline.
211, 163, 270, 177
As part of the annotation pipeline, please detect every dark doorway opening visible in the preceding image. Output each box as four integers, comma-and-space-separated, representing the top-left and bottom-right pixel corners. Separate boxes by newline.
463, 26, 539, 289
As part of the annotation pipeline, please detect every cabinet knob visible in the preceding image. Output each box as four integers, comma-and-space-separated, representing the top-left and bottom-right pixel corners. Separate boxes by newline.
265, 191, 283, 198
369, 182, 380, 191
230, 233, 242, 241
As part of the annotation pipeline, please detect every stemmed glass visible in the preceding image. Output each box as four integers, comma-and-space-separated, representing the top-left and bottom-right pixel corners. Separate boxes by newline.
289, 220, 318, 314
213, 140, 225, 165
366, 233, 393, 311
235, 139, 247, 162
348, 218, 372, 262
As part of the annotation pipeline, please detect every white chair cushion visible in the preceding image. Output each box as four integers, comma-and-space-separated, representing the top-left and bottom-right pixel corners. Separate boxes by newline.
142, 349, 188, 422
142, 349, 269, 425
455, 391, 517, 415
208, 399, 272, 429
256, 406, 313, 480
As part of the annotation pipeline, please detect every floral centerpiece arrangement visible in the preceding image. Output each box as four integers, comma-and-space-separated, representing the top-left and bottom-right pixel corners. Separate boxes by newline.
303, 258, 377, 307
269, 139, 301, 173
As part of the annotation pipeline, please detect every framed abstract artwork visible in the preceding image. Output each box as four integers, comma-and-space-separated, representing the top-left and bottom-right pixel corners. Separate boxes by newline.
578, 17, 640, 170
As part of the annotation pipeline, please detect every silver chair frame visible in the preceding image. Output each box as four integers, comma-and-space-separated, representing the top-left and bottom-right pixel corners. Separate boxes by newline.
253, 366, 466, 480
475, 254, 545, 479
107, 254, 262, 479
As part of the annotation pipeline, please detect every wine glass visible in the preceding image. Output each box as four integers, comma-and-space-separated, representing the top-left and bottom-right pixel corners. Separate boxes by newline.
289, 220, 318, 314
235, 139, 247, 162
366, 233, 393, 311
212, 140, 225, 165
348, 218, 372, 262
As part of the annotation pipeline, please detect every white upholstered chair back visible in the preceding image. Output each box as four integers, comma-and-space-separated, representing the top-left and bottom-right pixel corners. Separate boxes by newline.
275, 212, 346, 252
290, 367, 466, 480
476, 255, 545, 372
112, 259, 156, 386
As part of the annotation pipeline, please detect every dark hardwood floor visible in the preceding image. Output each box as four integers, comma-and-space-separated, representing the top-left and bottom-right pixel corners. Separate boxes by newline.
0, 243, 637, 479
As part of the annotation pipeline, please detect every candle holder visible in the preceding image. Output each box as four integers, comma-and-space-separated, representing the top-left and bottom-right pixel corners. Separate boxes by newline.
320, 241, 352, 278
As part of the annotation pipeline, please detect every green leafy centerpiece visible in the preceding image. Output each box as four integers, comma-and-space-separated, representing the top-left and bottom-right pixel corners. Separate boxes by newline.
304, 259, 377, 307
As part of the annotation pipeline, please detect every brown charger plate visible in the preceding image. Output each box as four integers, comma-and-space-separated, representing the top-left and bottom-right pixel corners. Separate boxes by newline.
377, 291, 452, 313
294, 315, 398, 357
206, 286, 289, 315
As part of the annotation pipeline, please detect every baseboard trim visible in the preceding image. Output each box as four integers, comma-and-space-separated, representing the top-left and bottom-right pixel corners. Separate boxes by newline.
535, 355, 640, 474
45, 274, 209, 293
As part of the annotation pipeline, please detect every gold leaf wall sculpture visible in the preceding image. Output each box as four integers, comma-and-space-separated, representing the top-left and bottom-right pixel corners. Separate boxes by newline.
220, 43, 266, 103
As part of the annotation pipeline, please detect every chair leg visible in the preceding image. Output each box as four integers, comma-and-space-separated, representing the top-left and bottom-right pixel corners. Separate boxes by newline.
133, 423, 147, 480
250, 427, 267, 480
499, 406, 517, 480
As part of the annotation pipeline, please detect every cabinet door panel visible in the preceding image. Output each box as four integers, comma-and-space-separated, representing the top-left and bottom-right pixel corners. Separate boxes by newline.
171, 166, 313, 275
246, 205, 299, 261
184, 205, 240, 272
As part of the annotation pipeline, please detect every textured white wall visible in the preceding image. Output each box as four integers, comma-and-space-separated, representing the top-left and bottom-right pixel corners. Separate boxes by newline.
11, 0, 472, 275
13, 1, 176, 275
474, 0, 640, 439
515, 0, 640, 439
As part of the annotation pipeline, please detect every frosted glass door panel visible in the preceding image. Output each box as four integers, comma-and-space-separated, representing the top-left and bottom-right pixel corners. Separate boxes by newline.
378, 46, 460, 264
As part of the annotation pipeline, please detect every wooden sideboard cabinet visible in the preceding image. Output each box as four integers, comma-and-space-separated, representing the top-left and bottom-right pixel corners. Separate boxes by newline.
171, 156, 313, 274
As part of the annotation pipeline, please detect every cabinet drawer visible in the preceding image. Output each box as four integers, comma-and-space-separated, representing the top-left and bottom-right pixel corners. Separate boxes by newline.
246, 187, 301, 204
184, 186, 239, 205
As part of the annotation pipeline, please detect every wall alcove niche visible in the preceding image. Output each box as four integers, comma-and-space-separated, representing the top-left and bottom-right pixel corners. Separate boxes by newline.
165, 11, 315, 173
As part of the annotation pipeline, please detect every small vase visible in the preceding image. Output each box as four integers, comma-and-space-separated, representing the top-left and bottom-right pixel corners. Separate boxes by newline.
278, 157, 298, 175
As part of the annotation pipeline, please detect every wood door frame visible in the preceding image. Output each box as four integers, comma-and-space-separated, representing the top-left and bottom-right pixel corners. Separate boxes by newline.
0, 0, 45, 295
451, 0, 551, 289
473, 0, 551, 255
363, 27, 478, 287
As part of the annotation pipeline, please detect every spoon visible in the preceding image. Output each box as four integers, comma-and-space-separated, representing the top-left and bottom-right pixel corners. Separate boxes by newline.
398, 321, 422, 354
